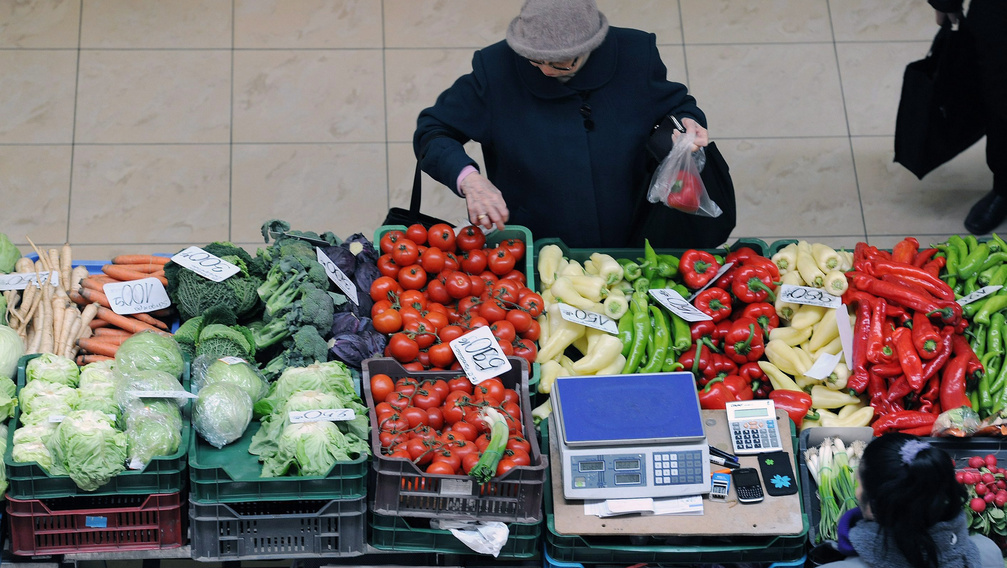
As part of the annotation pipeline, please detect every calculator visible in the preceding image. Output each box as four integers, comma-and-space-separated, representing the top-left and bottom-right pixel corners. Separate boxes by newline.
726, 399, 783, 455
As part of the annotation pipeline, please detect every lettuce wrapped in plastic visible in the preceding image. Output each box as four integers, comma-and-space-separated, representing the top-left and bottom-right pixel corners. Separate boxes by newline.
193, 355, 268, 402
192, 382, 252, 449
124, 404, 182, 469
47, 410, 127, 491
260, 421, 361, 477
114, 330, 185, 379
115, 369, 189, 408
19, 380, 77, 421
0, 376, 17, 419
26, 353, 80, 387
254, 361, 356, 417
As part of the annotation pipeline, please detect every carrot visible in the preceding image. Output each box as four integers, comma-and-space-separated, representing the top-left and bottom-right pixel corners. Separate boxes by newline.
128, 312, 169, 331
89, 318, 110, 329
76, 354, 114, 365
78, 287, 111, 309
150, 308, 174, 318
95, 306, 162, 334
77, 337, 123, 357
109, 263, 164, 274
102, 265, 169, 286
112, 255, 169, 266
80, 277, 109, 292
93, 327, 133, 338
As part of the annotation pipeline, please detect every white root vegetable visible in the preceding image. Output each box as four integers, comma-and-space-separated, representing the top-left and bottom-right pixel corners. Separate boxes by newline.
60, 311, 81, 357
60, 243, 72, 293
51, 297, 65, 355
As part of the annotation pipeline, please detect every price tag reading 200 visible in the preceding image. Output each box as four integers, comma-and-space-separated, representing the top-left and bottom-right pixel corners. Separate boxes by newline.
778, 284, 842, 309
171, 246, 240, 283
449, 325, 512, 385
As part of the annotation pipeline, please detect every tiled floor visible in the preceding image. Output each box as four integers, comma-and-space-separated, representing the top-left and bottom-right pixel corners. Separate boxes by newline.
0, 0, 997, 260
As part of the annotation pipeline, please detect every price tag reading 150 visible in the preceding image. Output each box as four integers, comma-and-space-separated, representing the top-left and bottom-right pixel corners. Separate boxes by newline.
171, 246, 240, 282
778, 284, 842, 308
449, 325, 512, 385
557, 303, 618, 334
648, 288, 711, 322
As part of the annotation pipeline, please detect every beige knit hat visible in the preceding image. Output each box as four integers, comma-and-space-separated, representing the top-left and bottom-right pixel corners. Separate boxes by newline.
506, 0, 609, 62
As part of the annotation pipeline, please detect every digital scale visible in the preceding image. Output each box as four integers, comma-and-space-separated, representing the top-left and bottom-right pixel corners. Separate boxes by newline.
552, 372, 711, 500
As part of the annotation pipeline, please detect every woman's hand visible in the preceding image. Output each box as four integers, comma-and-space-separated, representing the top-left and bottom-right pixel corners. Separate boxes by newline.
672, 117, 710, 152
460, 171, 510, 230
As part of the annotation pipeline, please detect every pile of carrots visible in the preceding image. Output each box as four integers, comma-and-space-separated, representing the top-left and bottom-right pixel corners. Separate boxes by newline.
69, 254, 174, 365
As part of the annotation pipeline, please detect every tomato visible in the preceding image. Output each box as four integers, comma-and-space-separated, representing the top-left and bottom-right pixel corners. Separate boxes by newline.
450, 420, 479, 442
388, 449, 411, 460
507, 436, 532, 454
448, 377, 474, 395
467, 316, 490, 329
426, 406, 444, 431
391, 239, 420, 266
479, 299, 508, 323
504, 309, 533, 333
443, 251, 460, 272
403, 361, 425, 372
431, 449, 461, 472
451, 439, 478, 461
512, 338, 537, 364
456, 225, 487, 251
496, 457, 518, 477
506, 448, 532, 467
404, 318, 437, 349
460, 249, 488, 274
428, 342, 456, 369
394, 377, 419, 394
457, 295, 482, 317
370, 276, 403, 303
500, 388, 520, 406
475, 378, 506, 403
487, 246, 516, 275
388, 333, 419, 363
380, 412, 408, 431
490, 320, 517, 343
425, 310, 448, 331
518, 292, 544, 317
438, 325, 466, 343
520, 319, 541, 341
500, 269, 527, 285
500, 238, 525, 262
401, 406, 430, 429
424, 278, 450, 304
478, 270, 499, 287
377, 254, 400, 278
474, 433, 492, 453
372, 308, 403, 334
445, 271, 472, 299
370, 373, 395, 403
405, 223, 428, 245
379, 431, 407, 448
425, 460, 457, 475
420, 246, 446, 274
406, 438, 435, 464
397, 264, 427, 290
379, 230, 405, 254
374, 401, 396, 420
492, 279, 522, 303
399, 290, 427, 311
462, 452, 482, 474
427, 223, 456, 251
399, 306, 423, 325
372, 299, 394, 317
411, 387, 442, 410
468, 273, 486, 297
443, 391, 472, 424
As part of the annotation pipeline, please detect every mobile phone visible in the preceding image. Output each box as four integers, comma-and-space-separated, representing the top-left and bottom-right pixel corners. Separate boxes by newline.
731, 467, 764, 504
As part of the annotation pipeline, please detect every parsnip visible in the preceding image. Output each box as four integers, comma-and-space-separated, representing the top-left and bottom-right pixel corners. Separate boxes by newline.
60, 243, 72, 293
48, 248, 60, 285
51, 297, 65, 354
69, 266, 89, 291
15, 257, 34, 273
38, 285, 54, 354
59, 310, 80, 357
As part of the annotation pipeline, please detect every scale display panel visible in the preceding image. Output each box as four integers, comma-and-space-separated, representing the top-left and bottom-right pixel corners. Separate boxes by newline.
554, 372, 705, 447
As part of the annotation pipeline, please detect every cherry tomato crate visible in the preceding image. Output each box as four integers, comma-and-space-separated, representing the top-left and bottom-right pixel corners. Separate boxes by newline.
362, 356, 547, 523
6, 492, 184, 556
4, 354, 190, 499
189, 496, 366, 560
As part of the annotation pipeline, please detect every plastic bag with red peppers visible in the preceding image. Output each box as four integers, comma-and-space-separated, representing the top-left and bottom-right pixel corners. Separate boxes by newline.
932, 405, 982, 437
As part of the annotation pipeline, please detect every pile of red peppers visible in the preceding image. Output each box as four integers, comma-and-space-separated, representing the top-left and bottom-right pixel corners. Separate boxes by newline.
842, 237, 980, 436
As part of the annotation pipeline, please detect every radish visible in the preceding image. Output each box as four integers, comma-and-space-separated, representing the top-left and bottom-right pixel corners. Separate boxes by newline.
985, 454, 998, 468
972, 497, 987, 513
970, 456, 986, 469
976, 483, 988, 496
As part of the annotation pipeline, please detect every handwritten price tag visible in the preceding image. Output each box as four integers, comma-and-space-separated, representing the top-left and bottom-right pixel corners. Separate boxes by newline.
557, 303, 618, 334
103, 277, 171, 315
127, 390, 198, 400
288, 408, 355, 423
648, 288, 712, 322
171, 246, 240, 282
0, 271, 60, 291
778, 284, 842, 309
958, 285, 1002, 306
316, 247, 358, 305
449, 325, 512, 384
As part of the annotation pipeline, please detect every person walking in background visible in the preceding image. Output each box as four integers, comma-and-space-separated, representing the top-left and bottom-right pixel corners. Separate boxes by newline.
943, 0, 1007, 235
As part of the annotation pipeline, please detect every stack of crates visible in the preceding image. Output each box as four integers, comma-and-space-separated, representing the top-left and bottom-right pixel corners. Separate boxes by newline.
186, 372, 370, 561
3, 354, 188, 556
362, 357, 547, 559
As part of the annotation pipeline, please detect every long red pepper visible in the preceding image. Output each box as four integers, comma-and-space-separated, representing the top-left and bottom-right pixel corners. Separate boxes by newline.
892, 327, 925, 391
921, 327, 954, 382
879, 272, 956, 303
849, 272, 961, 324
913, 247, 938, 267
868, 368, 895, 415
891, 237, 920, 264
869, 260, 955, 301
871, 410, 937, 436
866, 297, 891, 364
939, 353, 972, 411
849, 299, 872, 393
911, 311, 941, 359
886, 375, 912, 402
918, 375, 941, 414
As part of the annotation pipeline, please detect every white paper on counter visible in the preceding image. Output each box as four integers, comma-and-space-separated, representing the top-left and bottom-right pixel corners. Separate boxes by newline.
584, 495, 704, 517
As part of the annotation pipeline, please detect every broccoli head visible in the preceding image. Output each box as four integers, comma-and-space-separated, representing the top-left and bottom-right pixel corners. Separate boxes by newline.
250, 283, 335, 352
260, 326, 329, 380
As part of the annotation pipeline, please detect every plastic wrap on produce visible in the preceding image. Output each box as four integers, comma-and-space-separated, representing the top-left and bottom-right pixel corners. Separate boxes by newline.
192, 382, 253, 449
113, 330, 185, 378
191, 354, 268, 402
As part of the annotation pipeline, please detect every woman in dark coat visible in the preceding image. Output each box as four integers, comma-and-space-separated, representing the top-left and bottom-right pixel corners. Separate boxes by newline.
414, 0, 709, 249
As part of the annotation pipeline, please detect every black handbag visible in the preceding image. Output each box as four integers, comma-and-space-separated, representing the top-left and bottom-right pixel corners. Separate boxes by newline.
894, 18, 986, 179
383, 161, 455, 229
628, 115, 737, 249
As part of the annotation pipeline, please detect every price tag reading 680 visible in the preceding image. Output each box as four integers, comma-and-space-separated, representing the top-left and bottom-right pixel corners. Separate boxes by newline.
449, 325, 512, 385
171, 246, 240, 283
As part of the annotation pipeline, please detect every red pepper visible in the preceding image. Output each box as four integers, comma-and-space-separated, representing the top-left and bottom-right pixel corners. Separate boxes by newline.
918, 375, 941, 414
680, 250, 722, 289
665, 170, 704, 213
713, 320, 733, 344
705, 353, 739, 382
892, 327, 925, 391
871, 410, 937, 436
697, 378, 736, 409
890, 237, 920, 264
912, 247, 938, 267
739, 362, 765, 385
871, 362, 904, 378
849, 298, 872, 393
868, 368, 895, 415
921, 327, 954, 382
724, 246, 759, 266
690, 320, 717, 342
922, 256, 946, 278
939, 353, 972, 411
886, 375, 912, 402
678, 342, 712, 382
848, 272, 962, 324
768, 389, 814, 429
866, 297, 893, 364
722, 375, 754, 401
911, 311, 941, 359
726, 247, 781, 280
731, 265, 777, 303
694, 287, 733, 322
740, 301, 779, 337
723, 317, 766, 364
712, 265, 737, 290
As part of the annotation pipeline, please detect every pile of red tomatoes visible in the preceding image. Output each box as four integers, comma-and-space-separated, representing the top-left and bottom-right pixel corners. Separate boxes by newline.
370, 223, 543, 371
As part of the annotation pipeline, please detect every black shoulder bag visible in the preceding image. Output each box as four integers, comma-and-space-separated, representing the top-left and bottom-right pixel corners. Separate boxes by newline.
383, 161, 455, 229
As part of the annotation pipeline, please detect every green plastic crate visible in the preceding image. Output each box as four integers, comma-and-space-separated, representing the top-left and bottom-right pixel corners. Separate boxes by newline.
541, 419, 808, 565
368, 511, 541, 558
188, 419, 368, 503
4, 354, 190, 499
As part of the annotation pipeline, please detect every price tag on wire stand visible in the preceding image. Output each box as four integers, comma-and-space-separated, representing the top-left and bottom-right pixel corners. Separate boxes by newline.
778, 284, 842, 309
0, 271, 59, 291
557, 303, 618, 334
316, 247, 359, 305
103, 277, 171, 315
171, 246, 240, 282
958, 285, 1002, 306
449, 325, 512, 385
649, 288, 712, 322
289, 408, 355, 423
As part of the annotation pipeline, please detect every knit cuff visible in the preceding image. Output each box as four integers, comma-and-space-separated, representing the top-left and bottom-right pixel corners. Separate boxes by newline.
456, 165, 478, 196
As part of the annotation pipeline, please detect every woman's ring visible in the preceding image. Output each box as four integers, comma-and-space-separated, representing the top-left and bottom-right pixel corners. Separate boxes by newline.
477, 214, 488, 220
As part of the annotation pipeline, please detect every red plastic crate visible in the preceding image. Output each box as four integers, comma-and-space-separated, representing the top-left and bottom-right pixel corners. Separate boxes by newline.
6, 493, 184, 556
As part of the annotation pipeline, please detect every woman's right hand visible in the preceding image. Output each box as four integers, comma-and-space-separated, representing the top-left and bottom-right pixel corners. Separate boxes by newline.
460, 172, 510, 231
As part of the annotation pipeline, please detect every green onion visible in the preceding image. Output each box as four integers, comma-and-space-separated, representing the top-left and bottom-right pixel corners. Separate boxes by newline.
468, 407, 509, 484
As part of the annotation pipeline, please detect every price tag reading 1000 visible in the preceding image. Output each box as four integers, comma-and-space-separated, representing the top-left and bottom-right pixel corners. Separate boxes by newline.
449, 325, 512, 385
171, 246, 240, 283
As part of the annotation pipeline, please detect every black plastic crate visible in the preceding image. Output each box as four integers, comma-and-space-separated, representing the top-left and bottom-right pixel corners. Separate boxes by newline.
368, 511, 540, 557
